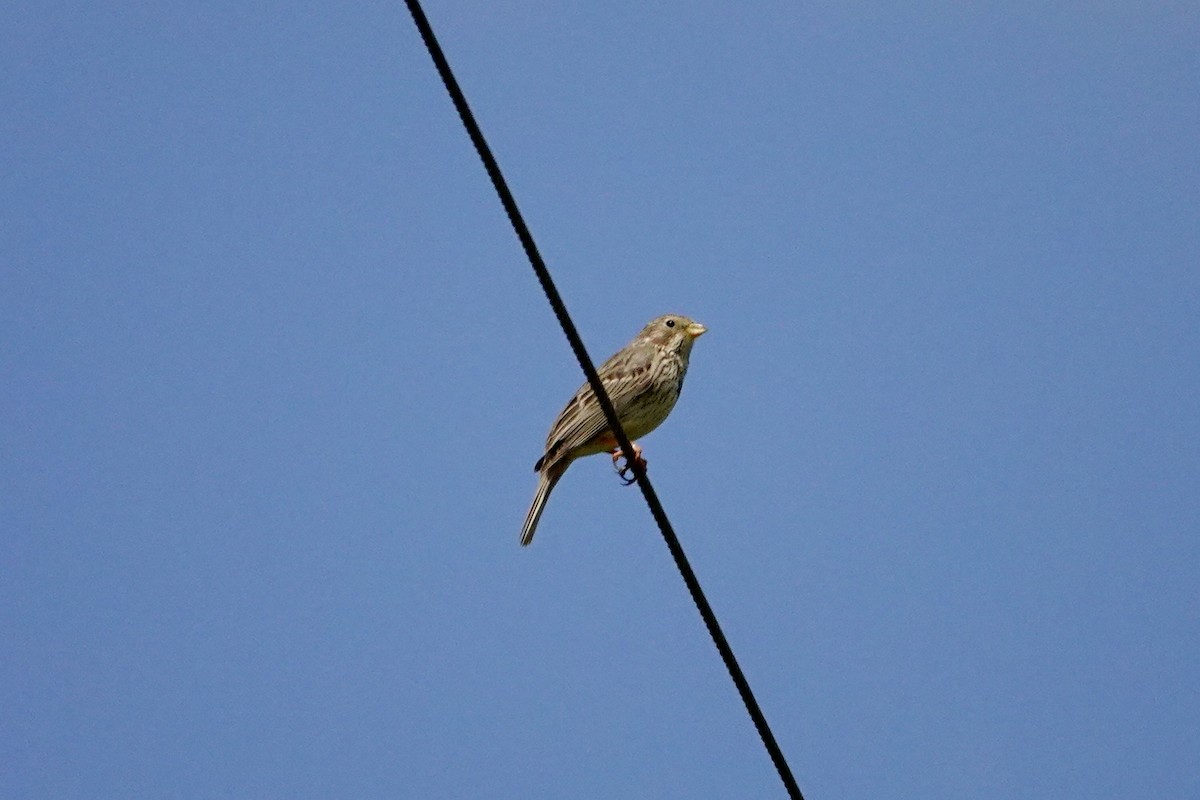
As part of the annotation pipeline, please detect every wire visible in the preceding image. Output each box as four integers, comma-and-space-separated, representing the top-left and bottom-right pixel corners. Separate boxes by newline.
402, 3, 805, 797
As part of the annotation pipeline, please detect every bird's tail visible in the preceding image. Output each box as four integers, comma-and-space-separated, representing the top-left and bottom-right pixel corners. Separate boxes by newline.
520, 470, 562, 547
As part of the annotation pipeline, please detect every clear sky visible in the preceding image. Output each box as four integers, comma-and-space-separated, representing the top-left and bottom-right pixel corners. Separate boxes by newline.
3, 3, 1198, 798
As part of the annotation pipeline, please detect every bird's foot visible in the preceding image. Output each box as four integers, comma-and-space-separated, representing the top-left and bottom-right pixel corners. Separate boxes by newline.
610, 443, 646, 486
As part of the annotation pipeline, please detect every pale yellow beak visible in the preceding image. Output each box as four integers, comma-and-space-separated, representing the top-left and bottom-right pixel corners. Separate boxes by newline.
686, 322, 707, 338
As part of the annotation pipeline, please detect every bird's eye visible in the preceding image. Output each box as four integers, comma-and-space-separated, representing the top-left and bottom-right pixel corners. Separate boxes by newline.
665, 319, 675, 328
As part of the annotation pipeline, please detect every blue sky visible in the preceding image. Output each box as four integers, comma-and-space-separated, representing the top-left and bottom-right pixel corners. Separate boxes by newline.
3, 2, 1198, 798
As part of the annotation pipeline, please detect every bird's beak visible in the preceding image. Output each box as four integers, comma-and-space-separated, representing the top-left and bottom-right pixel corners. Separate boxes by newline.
686, 322, 707, 338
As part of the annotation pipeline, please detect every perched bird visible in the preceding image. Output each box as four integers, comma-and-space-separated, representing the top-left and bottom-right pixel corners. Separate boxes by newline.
520, 314, 707, 546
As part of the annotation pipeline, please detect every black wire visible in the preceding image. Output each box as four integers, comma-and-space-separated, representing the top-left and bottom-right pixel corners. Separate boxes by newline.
401, 3, 805, 797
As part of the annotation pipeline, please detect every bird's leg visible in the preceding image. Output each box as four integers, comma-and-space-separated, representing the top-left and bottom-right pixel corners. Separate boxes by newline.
610, 442, 646, 486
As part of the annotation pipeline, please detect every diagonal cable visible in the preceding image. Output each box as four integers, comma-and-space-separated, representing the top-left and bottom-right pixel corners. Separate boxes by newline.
401, 3, 805, 797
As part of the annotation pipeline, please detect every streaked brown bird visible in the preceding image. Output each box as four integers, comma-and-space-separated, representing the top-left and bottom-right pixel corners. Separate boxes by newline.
520, 314, 707, 546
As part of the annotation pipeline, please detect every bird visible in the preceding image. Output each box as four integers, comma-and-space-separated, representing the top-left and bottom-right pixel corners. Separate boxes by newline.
520, 313, 707, 546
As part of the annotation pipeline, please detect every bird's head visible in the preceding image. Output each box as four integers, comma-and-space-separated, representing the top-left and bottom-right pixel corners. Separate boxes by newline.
639, 314, 707, 354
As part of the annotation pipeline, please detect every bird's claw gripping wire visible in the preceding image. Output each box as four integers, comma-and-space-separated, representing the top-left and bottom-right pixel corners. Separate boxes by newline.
610, 443, 646, 486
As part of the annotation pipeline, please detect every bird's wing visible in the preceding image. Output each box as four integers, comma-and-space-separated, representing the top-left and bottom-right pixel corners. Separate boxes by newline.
537, 344, 655, 469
